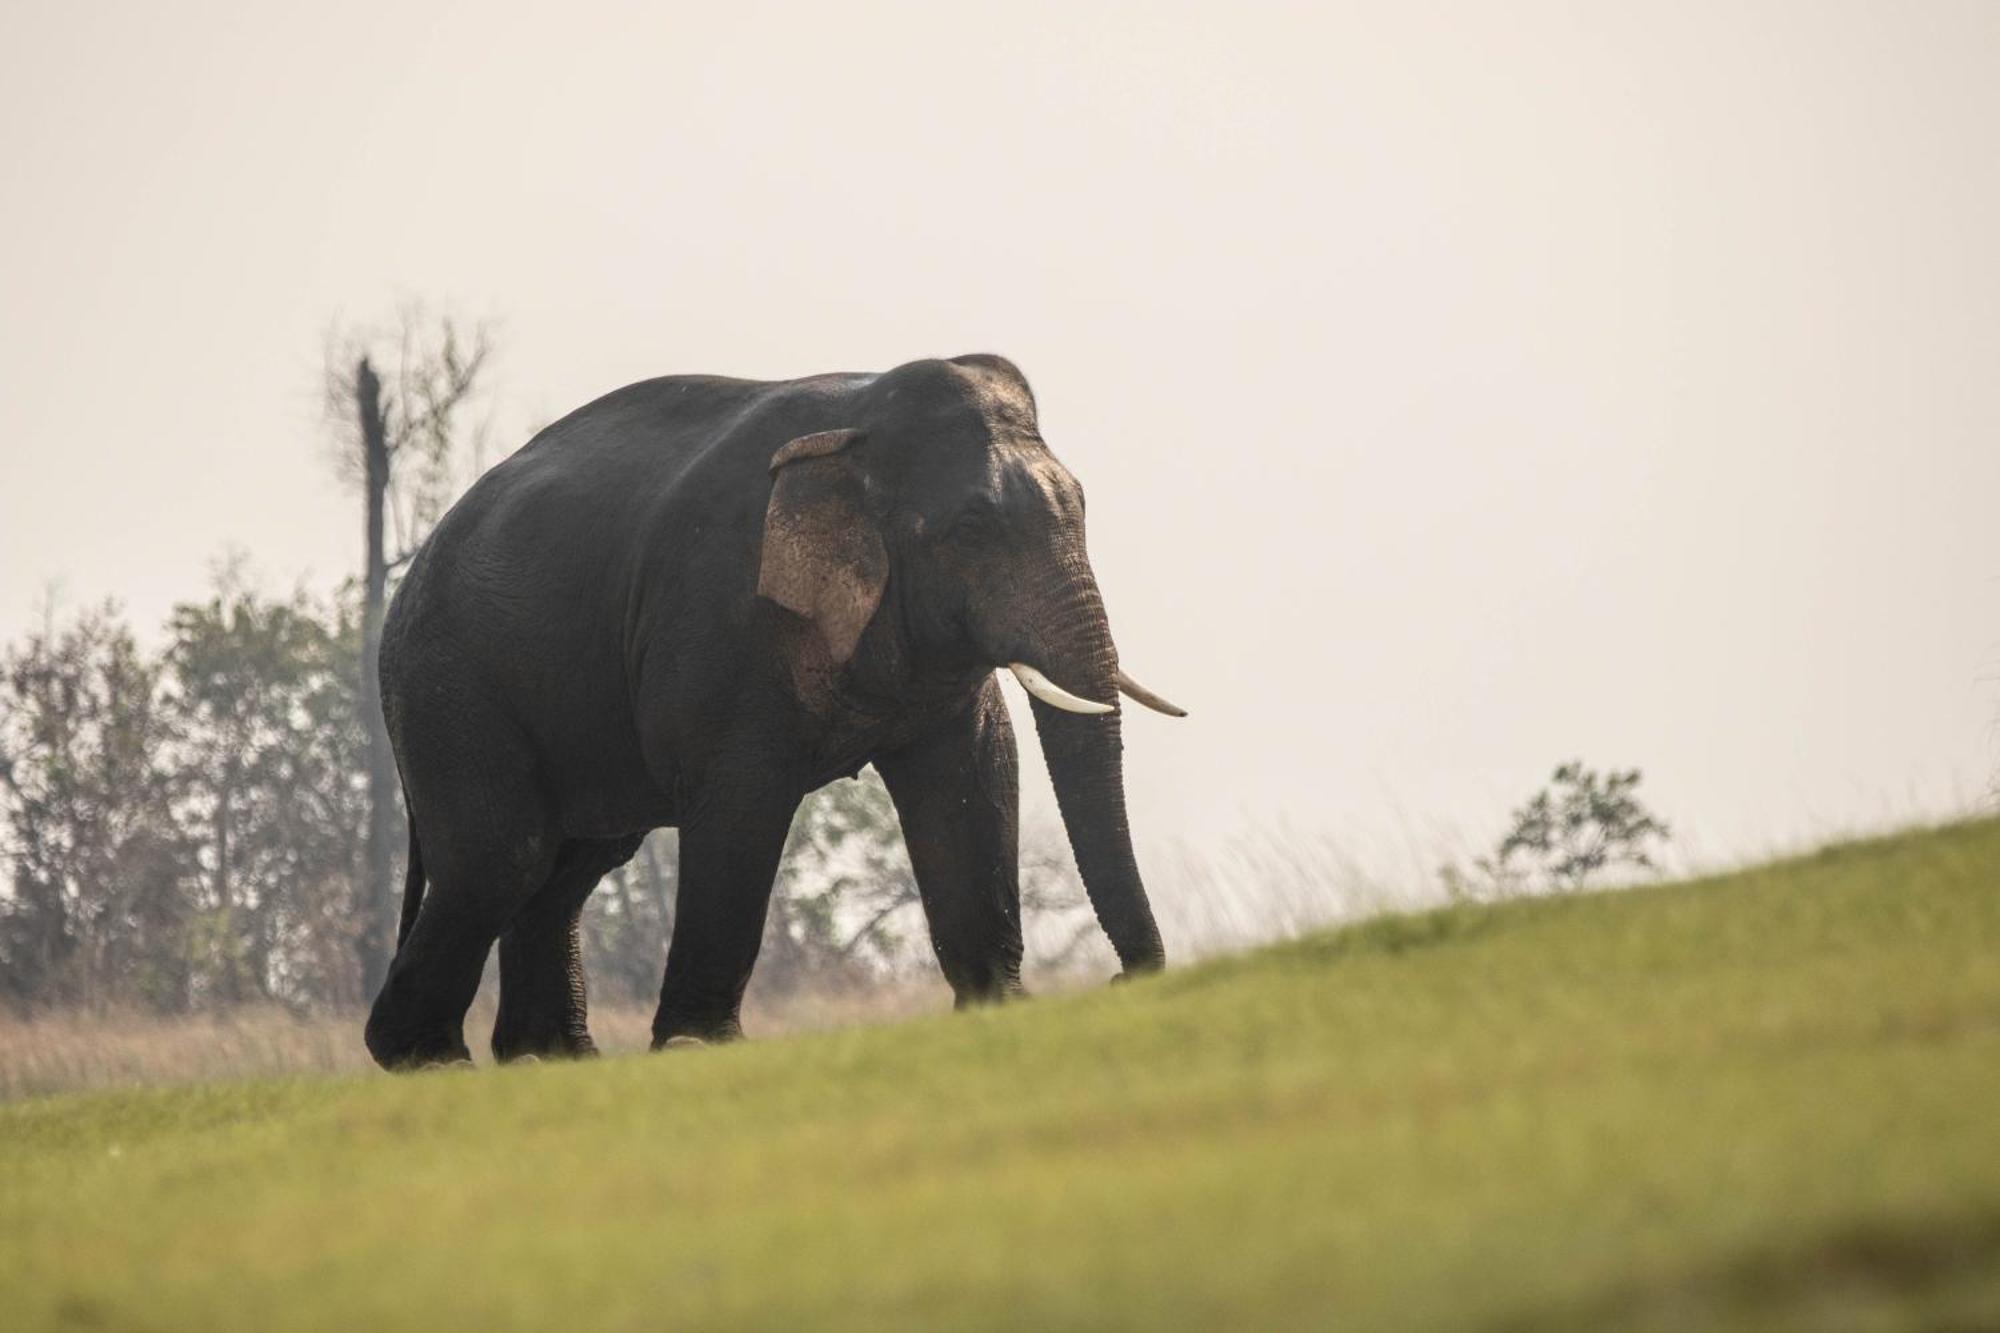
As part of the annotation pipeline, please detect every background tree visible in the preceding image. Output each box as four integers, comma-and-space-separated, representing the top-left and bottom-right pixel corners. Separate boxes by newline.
580, 833, 678, 1007
163, 577, 371, 1008
1445, 761, 1671, 899
0, 584, 382, 1014
0, 604, 190, 1010
322, 310, 491, 999
761, 772, 916, 993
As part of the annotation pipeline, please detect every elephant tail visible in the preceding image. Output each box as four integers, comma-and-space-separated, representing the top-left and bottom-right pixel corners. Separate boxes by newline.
394, 803, 426, 949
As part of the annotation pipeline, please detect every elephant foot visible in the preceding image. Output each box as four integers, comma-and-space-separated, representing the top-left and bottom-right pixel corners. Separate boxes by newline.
950, 977, 1028, 1009
491, 1021, 599, 1065
366, 1019, 474, 1072
650, 1009, 744, 1050
492, 1037, 597, 1065
655, 1035, 709, 1052
414, 1056, 476, 1072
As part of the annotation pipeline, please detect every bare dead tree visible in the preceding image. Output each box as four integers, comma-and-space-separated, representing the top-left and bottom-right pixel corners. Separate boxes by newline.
322, 310, 491, 1000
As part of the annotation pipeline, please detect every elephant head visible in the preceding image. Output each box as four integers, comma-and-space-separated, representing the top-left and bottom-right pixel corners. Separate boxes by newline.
756, 354, 1184, 976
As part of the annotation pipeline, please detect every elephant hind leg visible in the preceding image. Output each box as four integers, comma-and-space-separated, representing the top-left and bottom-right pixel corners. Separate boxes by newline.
365, 743, 558, 1070
492, 835, 644, 1063
365, 845, 554, 1069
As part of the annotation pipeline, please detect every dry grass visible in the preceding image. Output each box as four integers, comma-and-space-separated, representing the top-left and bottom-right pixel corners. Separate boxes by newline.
0, 973, 978, 1102
0, 1007, 370, 1101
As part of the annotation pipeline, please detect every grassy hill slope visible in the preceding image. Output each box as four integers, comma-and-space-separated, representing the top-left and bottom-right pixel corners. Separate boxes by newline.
4, 819, 1999, 1331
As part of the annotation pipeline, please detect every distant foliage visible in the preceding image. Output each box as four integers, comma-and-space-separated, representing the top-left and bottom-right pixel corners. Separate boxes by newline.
578, 833, 678, 1007
765, 772, 917, 992
164, 583, 371, 1008
1446, 762, 1671, 900
0, 607, 188, 1010
0, 590, 370, 1013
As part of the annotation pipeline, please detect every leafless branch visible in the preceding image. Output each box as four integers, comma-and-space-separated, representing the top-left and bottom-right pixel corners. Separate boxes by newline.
837, 893, 919, 960
319, 305, 494, 548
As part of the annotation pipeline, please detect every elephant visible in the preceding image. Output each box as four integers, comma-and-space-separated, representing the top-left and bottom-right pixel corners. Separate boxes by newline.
362, 353, 1185, 1069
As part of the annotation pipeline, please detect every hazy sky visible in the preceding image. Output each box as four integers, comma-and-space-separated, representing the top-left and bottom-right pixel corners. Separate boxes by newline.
4, 2, 1996, 890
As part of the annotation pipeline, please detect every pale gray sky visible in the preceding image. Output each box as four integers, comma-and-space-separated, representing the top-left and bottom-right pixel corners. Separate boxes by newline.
4, 1, 1996, 891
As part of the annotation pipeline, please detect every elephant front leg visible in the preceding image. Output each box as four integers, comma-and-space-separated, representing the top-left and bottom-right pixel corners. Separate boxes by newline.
876, 675, 1026, 1006
651, 778, 801, 1047
493, 836, 642, 1063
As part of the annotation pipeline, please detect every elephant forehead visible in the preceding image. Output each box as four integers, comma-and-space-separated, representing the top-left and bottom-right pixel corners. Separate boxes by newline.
872, 356, 1037, 440
961, 371, 1038, 437
1000, 448, 1083, 519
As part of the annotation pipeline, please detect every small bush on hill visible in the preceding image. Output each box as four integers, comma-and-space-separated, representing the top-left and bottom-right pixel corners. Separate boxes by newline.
1445, 761, 1671, 900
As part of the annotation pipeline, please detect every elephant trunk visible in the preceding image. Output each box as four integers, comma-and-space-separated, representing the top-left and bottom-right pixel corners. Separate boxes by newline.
1018, 561, 1166, 976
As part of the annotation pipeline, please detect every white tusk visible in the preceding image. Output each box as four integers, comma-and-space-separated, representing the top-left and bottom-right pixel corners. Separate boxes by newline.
1008, 663, 1115, 715
1115, 669, 1188, 718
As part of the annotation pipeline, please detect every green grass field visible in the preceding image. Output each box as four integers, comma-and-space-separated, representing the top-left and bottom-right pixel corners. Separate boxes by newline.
5, 820, 1998, 1331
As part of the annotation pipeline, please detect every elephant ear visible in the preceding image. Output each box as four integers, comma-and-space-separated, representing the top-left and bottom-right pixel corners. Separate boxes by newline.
757, 429, 887, 664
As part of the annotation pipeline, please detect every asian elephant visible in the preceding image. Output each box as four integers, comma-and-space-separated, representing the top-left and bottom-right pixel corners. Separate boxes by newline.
362, 354, 1185, 1069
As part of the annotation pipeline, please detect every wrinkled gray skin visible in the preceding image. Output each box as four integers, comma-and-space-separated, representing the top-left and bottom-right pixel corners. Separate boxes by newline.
364, 354, 1170, 1069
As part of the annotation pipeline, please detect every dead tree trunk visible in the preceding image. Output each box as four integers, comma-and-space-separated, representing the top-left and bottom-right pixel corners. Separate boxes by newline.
639, 835, 675, 934
214, 754, 240, 1003
355, 356, 399, 1001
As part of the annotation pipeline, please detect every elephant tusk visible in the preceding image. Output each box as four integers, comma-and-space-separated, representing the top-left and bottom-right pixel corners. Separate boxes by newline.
1008, 663, 1115, 715
1115, 669, 1188, 718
